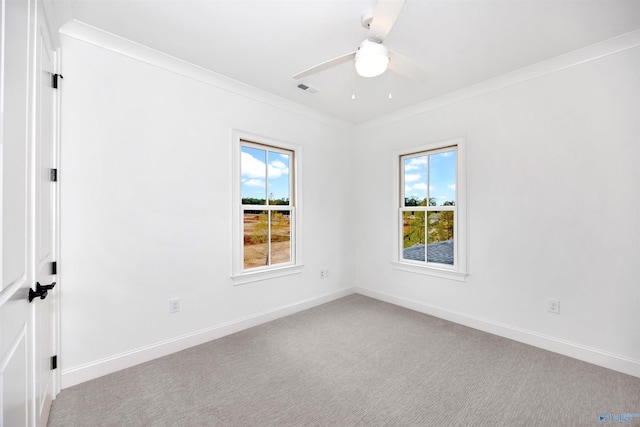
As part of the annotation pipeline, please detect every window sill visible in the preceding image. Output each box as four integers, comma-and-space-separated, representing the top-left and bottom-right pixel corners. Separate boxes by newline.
231, 264, 304, 285
390, 261, 467, 282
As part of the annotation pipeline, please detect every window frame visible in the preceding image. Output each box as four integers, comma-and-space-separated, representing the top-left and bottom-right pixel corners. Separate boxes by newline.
391, 138, 467, 281
231, 131, 303, 284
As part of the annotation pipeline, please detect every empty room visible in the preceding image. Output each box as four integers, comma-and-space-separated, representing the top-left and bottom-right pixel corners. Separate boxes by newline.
2, 0, 639, 425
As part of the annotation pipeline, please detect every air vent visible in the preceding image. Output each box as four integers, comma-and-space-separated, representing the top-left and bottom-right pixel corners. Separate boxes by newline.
296, 83, 318, 94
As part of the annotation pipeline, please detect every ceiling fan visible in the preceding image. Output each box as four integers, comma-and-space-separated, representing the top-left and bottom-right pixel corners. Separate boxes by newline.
292, 0, 426, 81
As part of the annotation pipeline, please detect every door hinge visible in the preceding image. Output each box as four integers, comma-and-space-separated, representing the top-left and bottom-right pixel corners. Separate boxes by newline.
52, 73, 63, 89
51, 261, 57, 275
50, 168, 57, 182
51, 355, 58, 370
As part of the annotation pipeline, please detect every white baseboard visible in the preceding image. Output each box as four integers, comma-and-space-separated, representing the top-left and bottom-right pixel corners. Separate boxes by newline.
62, 286, 638, 388
355, 287, 640, 378
61, 287, 356, 388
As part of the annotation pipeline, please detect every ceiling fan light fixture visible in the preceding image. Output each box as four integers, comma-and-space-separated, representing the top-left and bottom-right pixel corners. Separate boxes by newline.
355, 40, 389, 77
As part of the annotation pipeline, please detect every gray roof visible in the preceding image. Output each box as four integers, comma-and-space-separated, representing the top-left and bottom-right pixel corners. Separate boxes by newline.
403, 240, 454, 265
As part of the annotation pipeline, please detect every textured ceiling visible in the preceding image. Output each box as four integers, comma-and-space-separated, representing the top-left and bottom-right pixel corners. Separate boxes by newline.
64, 0, 640, 123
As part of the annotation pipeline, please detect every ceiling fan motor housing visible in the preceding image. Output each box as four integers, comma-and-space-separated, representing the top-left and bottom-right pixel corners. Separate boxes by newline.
361, 13, 374, 30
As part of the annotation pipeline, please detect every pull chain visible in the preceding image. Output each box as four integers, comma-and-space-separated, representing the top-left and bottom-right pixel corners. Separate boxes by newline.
352, 64, 357, 100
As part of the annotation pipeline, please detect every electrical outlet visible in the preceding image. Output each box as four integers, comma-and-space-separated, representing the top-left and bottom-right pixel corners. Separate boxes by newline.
320, 269, 330, 279
169, 298, 180, 313
547, 298, 560, 314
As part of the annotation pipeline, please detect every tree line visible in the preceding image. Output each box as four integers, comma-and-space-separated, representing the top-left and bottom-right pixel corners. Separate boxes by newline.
405, 196, 455, 207
242, 197, 290, 206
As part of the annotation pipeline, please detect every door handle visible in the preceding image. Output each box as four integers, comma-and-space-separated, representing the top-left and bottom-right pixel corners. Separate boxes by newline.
38, 281, 56, 291
28, 282, 56, 303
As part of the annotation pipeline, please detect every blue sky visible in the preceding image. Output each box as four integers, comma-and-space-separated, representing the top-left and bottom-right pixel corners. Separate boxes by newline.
241, 146, 290, 202
404, 150, 456, 205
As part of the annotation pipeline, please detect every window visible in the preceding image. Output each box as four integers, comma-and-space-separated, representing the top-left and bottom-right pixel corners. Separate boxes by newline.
394, 139, 467, 280
232, 133, 302, 282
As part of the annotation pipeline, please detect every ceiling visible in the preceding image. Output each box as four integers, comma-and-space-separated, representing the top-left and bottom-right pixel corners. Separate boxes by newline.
62, 0, 640, 124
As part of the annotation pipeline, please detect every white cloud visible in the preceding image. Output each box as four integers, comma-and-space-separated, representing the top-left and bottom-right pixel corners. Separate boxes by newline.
270, 160, 287, 169
268, 159, 289, 179
404, 173, 421, 182
429, 185, 434, 191
241, 151, 266, 178
447, 184, 456, 190
242, 151, 289, 180
244, 179, 265, 187
405, 156, 427, 171
413, 183, 428, 190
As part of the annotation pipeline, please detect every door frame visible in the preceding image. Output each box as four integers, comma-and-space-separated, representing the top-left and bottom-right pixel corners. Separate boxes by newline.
32, 1, 62, 422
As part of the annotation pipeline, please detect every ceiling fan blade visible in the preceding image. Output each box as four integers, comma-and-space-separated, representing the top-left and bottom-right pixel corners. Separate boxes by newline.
369, 0, 406, 41
389, 50, 427, 81
292, 52, 356, 79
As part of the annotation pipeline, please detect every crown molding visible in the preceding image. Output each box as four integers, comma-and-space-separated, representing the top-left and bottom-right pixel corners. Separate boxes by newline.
59, 20, 353, 131
358, 29, 640, 131
56, 21, 640, 133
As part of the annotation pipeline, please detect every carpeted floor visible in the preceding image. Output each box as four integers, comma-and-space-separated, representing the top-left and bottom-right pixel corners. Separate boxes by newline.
48, 294, 640, 426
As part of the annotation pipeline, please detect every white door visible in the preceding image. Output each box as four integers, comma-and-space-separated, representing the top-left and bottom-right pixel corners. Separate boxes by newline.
1, 0, 35, 424
1, 0, 59, 425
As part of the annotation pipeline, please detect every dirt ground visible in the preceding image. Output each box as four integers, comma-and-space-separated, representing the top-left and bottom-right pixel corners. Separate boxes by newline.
243, 213, 291, 269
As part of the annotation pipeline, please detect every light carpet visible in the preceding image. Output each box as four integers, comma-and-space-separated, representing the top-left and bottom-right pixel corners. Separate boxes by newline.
48, 294, 640, 426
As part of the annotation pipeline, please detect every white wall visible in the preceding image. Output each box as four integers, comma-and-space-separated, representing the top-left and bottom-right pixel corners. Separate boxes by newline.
59, 26, 355, 386
60, 20, 640, 386
354, 45, 640, 376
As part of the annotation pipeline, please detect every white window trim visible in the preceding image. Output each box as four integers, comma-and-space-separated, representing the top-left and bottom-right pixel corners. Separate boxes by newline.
391, 137, 468, 281
231, 130, 303, 284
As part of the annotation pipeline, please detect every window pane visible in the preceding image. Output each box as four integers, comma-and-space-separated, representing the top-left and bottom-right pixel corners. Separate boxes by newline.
403, 155, 427, 206
268, 151, 290, 205
429, 150, 456, 206
427, 211, 454, 265
402, 211, 426, 261
241, 146, 267, 205
243, 210, 269, 268
270, 210, 291, 265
